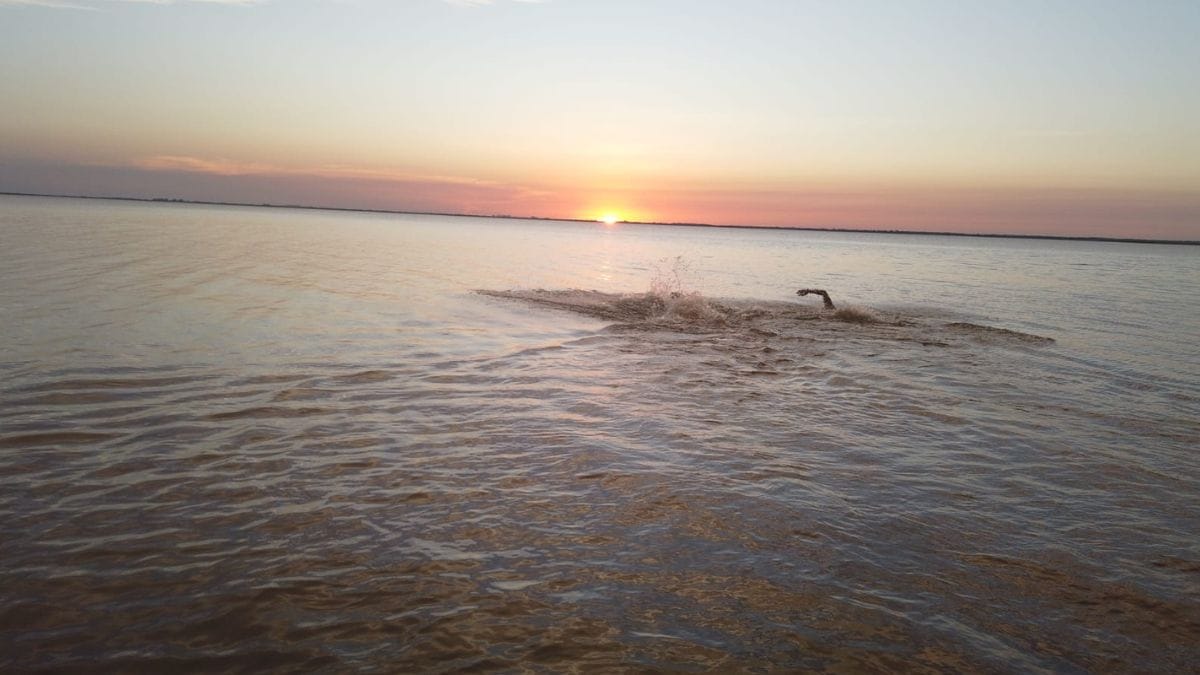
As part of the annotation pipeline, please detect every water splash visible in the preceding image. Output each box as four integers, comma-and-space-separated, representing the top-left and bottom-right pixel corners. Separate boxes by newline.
643, 256, 729, 324
647, 255, 692, 298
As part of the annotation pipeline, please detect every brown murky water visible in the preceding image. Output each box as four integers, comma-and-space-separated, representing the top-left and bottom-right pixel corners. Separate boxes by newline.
2, 195, 1198, 672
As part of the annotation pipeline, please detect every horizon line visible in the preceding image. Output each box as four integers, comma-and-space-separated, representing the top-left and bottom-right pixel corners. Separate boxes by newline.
2, 190, 1196, 247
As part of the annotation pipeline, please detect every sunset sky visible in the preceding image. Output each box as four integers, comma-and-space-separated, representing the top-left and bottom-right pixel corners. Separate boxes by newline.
2, 0, 1198, 238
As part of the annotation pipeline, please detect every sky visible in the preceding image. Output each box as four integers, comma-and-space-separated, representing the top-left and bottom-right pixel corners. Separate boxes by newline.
1, 0, 1198, 239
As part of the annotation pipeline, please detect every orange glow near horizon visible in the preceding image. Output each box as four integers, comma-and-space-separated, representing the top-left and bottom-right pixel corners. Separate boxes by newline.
579, 199, 654, 225
10, 150, 1191, 237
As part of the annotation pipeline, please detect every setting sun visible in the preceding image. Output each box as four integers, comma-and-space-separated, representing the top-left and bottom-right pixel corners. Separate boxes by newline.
598, 213, 621, 225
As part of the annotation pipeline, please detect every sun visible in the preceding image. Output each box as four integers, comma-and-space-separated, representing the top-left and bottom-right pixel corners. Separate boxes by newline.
598, 213, 621, 225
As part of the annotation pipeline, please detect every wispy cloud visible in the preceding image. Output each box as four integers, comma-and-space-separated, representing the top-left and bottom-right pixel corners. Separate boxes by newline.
2, 0, 547, 10
3, 0, 545, 6
128, 155, 551, 196
0, 0, 95, 7
132, 155, 280, 176
1, 0, 265, 8
438, 0, 548, 6
1012, 129, 1098, 139
108, 154, 558, 213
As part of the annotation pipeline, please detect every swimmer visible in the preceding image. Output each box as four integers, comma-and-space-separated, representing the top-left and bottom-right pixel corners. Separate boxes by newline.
796, 288, 835, 309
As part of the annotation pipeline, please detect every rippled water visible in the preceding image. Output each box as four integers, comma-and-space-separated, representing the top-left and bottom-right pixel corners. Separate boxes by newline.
2, 195, 1198, 672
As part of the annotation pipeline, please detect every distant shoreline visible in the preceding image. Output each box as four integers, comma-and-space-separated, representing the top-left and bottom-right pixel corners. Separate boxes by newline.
2, 191, 1196, 246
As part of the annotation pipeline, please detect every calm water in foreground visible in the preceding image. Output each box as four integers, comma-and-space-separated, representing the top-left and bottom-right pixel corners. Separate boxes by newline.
1, 195, 1198, 673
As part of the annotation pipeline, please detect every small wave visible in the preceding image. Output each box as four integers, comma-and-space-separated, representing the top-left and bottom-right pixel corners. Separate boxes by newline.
330, 370, 393, 385
832, 306, 881, 324
6, 375, 204, 394
206, 405, 334, 421
944, 322, 1055, 345
0, 431, 118, 449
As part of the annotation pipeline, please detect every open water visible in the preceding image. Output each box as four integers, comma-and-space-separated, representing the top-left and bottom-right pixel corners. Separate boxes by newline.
1, 194, 1198, 672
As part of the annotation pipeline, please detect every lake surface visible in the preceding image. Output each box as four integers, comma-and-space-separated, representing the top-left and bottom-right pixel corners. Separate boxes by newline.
1, 194, 1197, 672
